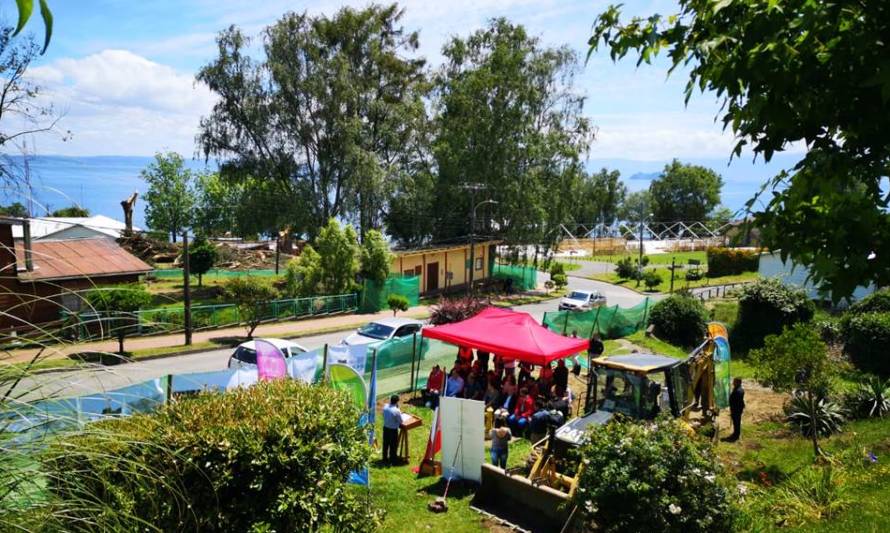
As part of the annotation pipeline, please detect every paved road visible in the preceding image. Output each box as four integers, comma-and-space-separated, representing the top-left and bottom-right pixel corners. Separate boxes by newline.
17, 275, 653, 401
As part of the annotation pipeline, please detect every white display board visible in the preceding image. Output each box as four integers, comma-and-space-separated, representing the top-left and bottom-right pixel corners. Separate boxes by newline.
327, 343, 368, 374
439, 396, 485, 483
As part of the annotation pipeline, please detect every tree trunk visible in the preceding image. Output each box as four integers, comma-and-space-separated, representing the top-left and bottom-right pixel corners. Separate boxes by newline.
198, 273, 203, 287
247, 322, 257, 339
118, 332, 125, 355
171, 231, 177, 243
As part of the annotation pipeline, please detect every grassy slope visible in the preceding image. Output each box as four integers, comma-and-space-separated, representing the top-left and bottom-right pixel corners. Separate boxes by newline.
718, 417, 890, 532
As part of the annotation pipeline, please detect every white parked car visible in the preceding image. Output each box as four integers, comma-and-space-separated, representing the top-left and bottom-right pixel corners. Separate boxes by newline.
227, 338, 309, 370
341, 317, 424, 347
559, 290, 607, 311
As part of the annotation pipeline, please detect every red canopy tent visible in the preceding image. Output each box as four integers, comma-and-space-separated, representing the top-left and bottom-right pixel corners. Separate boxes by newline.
422, 307, 589, 366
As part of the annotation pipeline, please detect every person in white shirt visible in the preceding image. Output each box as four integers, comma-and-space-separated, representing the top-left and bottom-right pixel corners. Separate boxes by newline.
382, 395, 402, 465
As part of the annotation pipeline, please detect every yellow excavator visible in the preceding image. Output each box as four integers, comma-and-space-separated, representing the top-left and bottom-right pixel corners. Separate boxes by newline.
472, 323, 730, 532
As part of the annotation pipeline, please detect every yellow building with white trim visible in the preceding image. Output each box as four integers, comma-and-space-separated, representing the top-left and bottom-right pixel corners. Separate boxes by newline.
391, 241, 500, 294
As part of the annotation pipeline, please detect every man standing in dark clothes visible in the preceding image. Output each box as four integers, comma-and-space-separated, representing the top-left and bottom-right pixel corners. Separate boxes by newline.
553, 358, 569, 392
723, 378, 745, 442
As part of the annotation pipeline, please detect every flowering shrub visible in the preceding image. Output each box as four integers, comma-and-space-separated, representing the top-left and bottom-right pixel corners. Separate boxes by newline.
429, 296, 486, 325
571, 417, 735, 532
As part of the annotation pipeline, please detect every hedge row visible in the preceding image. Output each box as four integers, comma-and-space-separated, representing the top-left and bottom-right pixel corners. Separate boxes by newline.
706, 247, 760, 277
43, 380, 380, 532
842, 311, 890, 378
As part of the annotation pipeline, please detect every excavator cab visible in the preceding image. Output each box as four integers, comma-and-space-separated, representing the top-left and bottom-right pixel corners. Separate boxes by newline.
472, 324, 730, 532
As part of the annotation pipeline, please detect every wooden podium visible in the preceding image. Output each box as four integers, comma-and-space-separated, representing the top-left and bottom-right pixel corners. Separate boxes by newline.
398, 413, 422, 462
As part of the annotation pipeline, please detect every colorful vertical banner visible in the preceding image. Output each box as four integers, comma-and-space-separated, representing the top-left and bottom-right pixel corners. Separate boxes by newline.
708, 322, 732, 409
349, 352, 377, 487
255, 338, 287, 381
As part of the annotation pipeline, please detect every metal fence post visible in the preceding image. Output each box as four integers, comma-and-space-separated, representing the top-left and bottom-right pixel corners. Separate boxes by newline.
409, 333, 418, 394
165, 374, 173, 403
321, 344, 328, 383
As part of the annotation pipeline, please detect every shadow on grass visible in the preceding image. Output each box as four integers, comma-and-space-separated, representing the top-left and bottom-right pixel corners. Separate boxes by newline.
208, 335, 248, 347
418, 477, 479, 500
736, 463, 800, 486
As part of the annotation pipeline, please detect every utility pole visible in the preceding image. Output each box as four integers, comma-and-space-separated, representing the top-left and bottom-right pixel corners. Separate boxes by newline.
182, 231, 192, 346
460, 183, 486, 295
275, 232, 280, 275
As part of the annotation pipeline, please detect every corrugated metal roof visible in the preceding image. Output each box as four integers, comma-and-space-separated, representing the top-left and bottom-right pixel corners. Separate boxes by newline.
14, 237, 152, 282
392, 240, 501, 258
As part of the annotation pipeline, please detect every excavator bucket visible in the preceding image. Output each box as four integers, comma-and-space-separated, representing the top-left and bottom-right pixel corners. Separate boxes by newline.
472, 464, 573, 533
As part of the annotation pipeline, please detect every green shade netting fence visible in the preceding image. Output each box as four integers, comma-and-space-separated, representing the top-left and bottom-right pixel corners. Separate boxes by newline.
542, 298, 652, 340
492, 263, 538, 291
61, 294, 358, 340
360, 275, 420, 313
152, 268, 279, 279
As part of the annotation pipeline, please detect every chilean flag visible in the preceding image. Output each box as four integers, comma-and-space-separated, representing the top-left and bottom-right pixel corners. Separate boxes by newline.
415, 405, 441, 473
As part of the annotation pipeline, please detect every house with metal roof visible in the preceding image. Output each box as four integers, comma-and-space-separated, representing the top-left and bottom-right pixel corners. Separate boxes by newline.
10, 214, 139, 241
1, 217, 152, 329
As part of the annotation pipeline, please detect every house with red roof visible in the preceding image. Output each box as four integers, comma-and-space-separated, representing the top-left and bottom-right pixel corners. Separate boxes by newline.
1, 217, 152, 330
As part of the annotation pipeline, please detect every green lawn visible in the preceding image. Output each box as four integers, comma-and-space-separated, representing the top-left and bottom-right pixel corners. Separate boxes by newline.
590, 267, 759, 294
368, 402, 533, 532
524, 260, 581, 272
579, 250, 708, 265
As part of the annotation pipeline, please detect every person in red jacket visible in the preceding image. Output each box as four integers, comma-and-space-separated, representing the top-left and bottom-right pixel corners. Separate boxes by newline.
508, 387, 535, 435
424, 365, 445, 409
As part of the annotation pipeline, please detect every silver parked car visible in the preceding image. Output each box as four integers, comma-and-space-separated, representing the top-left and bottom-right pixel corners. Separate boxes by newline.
558, 290, 607, 311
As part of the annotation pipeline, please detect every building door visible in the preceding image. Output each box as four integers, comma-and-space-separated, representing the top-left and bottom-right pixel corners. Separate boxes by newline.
426, 262, 439, 292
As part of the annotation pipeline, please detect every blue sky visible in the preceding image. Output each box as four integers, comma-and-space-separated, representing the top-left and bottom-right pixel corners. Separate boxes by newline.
9, 0, 803, 211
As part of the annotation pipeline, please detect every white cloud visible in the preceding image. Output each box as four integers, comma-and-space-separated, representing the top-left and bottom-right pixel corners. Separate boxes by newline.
26, 50, 215, 156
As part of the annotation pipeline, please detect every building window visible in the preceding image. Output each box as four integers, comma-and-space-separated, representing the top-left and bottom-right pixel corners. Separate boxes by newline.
475, 257, 483, 271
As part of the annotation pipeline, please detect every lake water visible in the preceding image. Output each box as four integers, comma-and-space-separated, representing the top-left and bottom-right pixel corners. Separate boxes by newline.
0, 154, 800, 231
0, 155, 213, 229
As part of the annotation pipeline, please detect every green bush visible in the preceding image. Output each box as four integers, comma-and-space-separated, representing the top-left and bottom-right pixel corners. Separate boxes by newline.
549, 261, 566, 277
843, 375, 890, 419
43, 380, 380, 532
643, 270, 662, 291
387, 293, 409, 316
705, 247, 760, 277
846, 289, 890, 315
648, 294, 708, 347
842, 312, 890, 377
615, 257, 636, 280
551, 272, 568, 290
571, 417, 735, 533
731, 278, 815, 354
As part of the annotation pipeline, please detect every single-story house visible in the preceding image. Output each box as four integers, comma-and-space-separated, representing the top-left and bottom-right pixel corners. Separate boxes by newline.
10, 214, 138, 241
390, 240, 499, 294
758, 250, 876, 303
1, 217, 152, 329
